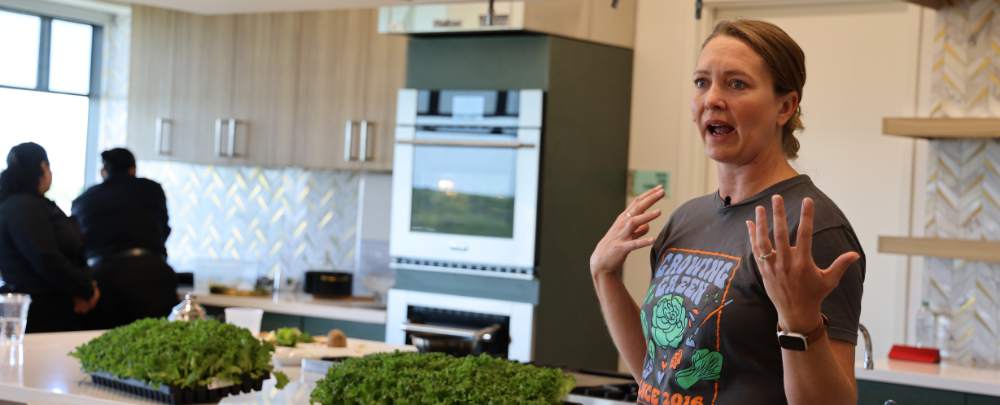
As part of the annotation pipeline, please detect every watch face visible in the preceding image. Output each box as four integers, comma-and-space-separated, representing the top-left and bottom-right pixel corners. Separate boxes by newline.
778, 334, 807, 351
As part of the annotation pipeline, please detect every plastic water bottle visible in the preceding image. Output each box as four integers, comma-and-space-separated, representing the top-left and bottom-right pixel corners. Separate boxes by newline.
935, 312, 951, 359
915, 301, 937, 348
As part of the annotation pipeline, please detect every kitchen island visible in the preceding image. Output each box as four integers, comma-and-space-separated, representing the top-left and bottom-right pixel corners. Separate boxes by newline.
3, 330, 998, 405
215, 361, 1000, 405
0, 330, 405, 405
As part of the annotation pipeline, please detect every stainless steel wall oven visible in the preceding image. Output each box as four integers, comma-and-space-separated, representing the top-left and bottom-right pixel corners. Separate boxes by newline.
390, 89, 543, 279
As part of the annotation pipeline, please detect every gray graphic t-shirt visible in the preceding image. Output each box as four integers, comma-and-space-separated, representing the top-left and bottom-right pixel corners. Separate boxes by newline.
637, 175, 865, 405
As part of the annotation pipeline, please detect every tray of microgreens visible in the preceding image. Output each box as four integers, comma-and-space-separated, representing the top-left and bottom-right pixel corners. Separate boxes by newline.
310, 351, 576, 405
70, 318, 288, 404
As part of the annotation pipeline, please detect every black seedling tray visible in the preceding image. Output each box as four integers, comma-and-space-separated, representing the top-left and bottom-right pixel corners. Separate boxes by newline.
89, 371, 270, 404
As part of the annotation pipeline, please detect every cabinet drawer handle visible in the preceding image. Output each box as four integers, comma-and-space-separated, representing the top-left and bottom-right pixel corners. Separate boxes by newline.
215, 119, 224, 157
344, 121, 355, 162
359, 120, 372, 162
397, 139, 535, 148
228, 118, 236, 157
154, 118, 170, 156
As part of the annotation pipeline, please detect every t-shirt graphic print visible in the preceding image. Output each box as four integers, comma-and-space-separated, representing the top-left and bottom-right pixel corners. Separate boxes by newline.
638, 248, 740, 405
636, 175, 865, 405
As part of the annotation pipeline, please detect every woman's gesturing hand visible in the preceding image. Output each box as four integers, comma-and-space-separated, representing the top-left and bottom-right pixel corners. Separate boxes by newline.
590, 185, 664, 279
746, 195, 860, 333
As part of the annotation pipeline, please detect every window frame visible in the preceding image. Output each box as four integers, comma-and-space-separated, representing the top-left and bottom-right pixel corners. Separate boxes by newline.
0, 6, 104, 188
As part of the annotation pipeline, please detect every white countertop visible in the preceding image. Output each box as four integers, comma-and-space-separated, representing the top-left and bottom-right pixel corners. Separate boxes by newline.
0, 330, 410, 405
0, 330, 168, 405
180, 291, 387, 325
2, 331, 996, 405
855, 359, 1000, 397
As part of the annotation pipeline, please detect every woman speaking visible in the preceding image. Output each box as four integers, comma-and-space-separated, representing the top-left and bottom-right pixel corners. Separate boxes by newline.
590, 20, 865, 405
0, 142, 101, 332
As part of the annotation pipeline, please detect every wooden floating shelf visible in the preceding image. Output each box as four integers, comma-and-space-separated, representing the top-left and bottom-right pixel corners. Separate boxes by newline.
882, 118, 1000, 139
878, 236, 1000, 263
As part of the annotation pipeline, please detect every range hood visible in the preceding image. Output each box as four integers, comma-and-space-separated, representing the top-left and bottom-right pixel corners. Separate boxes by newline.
377, 0, 636, 49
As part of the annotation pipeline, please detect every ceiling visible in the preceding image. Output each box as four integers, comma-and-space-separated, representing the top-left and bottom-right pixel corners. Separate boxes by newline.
118, 0, 526, 15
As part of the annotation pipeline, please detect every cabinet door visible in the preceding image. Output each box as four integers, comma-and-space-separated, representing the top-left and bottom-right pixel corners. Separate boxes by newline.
856, 380, 967, 405
968, 394, 1000, 405
171, 12, 236, 165
231, 12, 301, 167
127, 5, 176, 161
294, 9, 370, 170
359, 12, 407, 172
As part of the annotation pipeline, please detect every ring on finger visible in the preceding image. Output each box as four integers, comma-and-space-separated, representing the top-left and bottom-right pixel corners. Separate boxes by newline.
626, 212, 632, 219
757, 249, 776, 263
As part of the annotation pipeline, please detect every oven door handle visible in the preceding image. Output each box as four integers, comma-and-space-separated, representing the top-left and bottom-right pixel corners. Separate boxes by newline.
397, 139, 535, 148
401, 323, 501, 342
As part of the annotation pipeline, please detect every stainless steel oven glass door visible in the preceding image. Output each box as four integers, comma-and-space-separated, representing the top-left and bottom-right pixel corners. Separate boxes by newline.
385, 289, 535, 362
390, 89, 542, 273
410, 127, 518, 238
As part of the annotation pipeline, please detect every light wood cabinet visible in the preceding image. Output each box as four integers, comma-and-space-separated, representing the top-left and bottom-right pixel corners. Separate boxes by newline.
170, 12, 236, 165
126, 5, 176, 161
294, 9, 370, 171
232, 13, 301, 167
296, 9, 406, 171
359, 11, 408, 172
127, 6, 405, 170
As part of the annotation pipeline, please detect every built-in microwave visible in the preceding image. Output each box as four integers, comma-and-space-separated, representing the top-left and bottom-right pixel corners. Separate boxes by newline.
389, 89, 543, 280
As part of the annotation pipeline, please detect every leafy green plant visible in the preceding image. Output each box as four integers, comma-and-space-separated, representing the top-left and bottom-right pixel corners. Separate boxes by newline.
675, 349, 723, 389
274, 327, 312, 347
310, 352, 576, 405
69, 318, 288, 389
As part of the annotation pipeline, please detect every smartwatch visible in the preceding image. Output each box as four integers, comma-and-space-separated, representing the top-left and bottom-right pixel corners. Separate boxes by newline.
776, 314, 830, 351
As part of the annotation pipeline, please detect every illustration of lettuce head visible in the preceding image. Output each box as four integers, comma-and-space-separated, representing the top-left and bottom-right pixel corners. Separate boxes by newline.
651, 294, 686, 349
675, 349, 723, 389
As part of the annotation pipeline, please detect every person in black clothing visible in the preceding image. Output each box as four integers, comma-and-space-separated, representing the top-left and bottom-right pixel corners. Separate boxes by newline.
72, 148, 178, 326
0, 142, 102, 333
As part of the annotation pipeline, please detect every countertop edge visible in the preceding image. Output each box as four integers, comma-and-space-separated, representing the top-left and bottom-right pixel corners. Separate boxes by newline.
179, 291, 388, 325
0, 381, 127, 405
855, 360, 1000, 397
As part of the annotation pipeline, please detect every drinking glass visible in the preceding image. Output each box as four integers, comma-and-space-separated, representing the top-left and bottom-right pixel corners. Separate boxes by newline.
224, 308, 264, 336
0, 294, 31, 343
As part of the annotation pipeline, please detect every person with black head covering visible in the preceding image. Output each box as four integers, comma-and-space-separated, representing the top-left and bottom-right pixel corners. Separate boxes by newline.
72, 148, 178, 326
0, 142, 101, 332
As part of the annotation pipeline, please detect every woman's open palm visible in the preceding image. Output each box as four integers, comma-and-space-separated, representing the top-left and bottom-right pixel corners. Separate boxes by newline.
746, 195, 860, 331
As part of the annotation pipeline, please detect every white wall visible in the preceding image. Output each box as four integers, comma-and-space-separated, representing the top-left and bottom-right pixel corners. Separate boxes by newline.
359, 172, 394, 242
621, 0, 931, 371
619, 0, 706, 372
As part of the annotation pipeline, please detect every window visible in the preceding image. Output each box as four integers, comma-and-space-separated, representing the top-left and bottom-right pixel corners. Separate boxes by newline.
0, 8, 101, 213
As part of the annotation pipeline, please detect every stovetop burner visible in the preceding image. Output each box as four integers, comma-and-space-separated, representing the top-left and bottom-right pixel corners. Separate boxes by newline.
529, 363, 638, 405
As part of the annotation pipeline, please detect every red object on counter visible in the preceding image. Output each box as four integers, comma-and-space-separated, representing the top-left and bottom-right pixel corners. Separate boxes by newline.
888, 345, 941, 363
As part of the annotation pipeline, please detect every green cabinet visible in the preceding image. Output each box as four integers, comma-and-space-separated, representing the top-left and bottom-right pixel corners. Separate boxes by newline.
967, 394, 1000, 405
857, 380, 999, 405
302, 317, 386, 341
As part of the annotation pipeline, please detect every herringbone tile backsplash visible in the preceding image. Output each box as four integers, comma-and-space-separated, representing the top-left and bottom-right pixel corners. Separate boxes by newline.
930, 0, 1000, 118
137, 161, 360, 282
925, 0, 1000, 367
